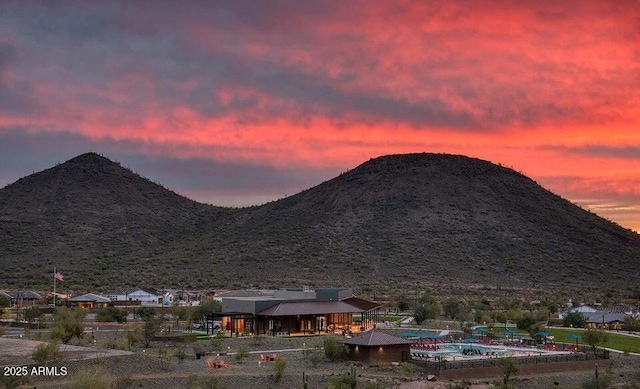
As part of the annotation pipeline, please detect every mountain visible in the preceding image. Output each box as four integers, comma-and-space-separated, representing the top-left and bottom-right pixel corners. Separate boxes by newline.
1, 152, 639, 299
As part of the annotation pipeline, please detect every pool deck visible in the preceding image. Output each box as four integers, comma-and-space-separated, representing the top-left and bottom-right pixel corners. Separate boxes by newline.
410, 342, 572, 361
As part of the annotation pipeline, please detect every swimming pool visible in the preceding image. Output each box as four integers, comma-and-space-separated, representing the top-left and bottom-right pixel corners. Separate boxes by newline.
410, 343, 571, 361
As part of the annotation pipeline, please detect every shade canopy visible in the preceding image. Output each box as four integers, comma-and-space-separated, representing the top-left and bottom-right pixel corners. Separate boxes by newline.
461, 338, 480, 343
535, 331, 550, 337
567, 333, 582, 340
398, 332, 444, 340
503, 328, 517, 334
473, 327, 488, 333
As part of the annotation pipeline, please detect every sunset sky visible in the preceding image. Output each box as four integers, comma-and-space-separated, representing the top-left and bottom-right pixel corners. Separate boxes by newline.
1, 1, 639, 231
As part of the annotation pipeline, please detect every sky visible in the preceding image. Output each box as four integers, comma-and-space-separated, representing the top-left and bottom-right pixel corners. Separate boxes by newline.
1, 1, 640, 231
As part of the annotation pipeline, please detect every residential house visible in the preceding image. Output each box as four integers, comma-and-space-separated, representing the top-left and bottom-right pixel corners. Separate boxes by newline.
69, 293, 111, 309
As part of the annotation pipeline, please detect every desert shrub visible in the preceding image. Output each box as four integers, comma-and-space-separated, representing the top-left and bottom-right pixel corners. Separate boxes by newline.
329, 365, 357, 389
252, 334, 265, 346
96, 306, 127, 323
126, 327, 142, 349
175, 345, 187, 363
0, 374, 30, 389
69, 365, 111, 389
323, 337, 348, 361
400, 362, 414, 381
273, 357, 287, 383
235, 346, 248, 363
32, 341, 63, 366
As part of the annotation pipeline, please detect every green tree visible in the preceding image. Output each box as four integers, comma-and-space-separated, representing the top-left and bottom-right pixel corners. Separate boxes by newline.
170, 306, 189, 326
624, 316, 640, 331
583, 329, 609, 353
398, 300, 409, 312
563, 312, 587, 328
50, 307, 85, 344
443, 299, 462, 320
191, 299, 222, 326
136, 307, 161, 347
142, 317, 161, 348
414, 294, 441, 325
516, 314, 536, 332
23, 306, 42, 324
323, 337, 348, 361
136, 306, 156, 322
0, 295, 10, 308
499, 357, 519, 386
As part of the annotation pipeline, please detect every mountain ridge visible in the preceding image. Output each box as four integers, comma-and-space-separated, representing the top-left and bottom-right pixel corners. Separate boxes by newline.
1, 152, 638, 300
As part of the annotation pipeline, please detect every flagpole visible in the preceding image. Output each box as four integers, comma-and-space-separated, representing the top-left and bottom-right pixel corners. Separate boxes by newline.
53, 267, 56, 308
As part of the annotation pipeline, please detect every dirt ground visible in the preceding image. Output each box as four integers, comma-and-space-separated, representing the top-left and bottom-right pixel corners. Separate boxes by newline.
2, 328, 639, 388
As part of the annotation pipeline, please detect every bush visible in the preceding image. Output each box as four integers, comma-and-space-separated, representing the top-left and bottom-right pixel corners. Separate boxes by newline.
235, 346, 248, 363
69, 366, 111, 389
96, 307, 127, 323
323, 337, 348, 361
273, 357, 287, 383
32, 341, 63, 366
329, 365, 358, 388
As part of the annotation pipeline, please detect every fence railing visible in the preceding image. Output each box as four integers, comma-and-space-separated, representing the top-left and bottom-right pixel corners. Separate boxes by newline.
414, 347, 609, 371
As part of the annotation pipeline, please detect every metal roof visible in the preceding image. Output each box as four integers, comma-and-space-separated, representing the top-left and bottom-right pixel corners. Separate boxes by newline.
342, 331, 413, 346
341, 297, 383, 311
257, 301, 364, 316
69, 293, 111, 303
582, 312, 628, 323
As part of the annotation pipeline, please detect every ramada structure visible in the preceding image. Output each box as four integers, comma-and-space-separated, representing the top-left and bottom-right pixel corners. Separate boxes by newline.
207, 288, 382, 336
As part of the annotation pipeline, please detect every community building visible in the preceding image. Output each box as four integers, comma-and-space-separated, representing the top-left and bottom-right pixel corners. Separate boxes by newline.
207, 288, 382, 336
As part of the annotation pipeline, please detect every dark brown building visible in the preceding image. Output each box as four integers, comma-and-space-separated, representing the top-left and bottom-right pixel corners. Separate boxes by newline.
342, 331, 412, 366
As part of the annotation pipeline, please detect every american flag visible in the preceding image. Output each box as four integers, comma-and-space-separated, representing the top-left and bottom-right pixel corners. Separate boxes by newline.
55, 271, 64, 282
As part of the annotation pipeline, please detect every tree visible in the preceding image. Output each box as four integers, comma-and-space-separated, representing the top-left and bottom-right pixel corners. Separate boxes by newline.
398, 300, 409, 312
583, 329, 609, 353
323, 337, 348, 361
516, 314, 536, 332
136, 307, 161, 347
23, 306, 42, 324
414, 295, 441, 325
50, 307, 85, 344
443, 299, 462, 320
563, 312, 587, 328
191, 299, 222, 326
499, 357, 519, 386
170, 306, 189, 326
136, 306, 156, 322
624, 316, 640, 332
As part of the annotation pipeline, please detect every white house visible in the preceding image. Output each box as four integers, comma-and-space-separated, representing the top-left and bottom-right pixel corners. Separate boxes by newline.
558, 304, 598, 319
120, 289, 162, 306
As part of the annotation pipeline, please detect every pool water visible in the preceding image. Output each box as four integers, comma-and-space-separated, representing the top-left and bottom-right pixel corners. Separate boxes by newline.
411, 343, 570, 361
